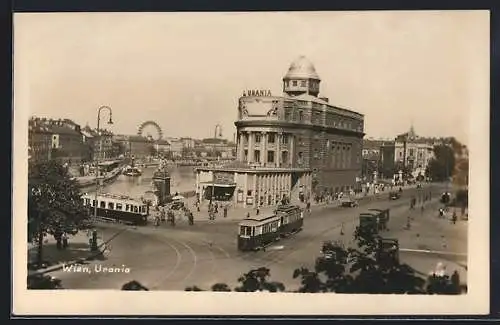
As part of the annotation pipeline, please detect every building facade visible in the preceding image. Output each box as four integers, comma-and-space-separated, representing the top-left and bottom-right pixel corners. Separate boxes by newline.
378, 126, 437, 179
81, 125, 115, 161
180, 137, 196, 149
29, 117, 86, 163
154, 139, 171, 155
195, 56, 364, 207
28, 118, 53, 162
113, 134, 154, 159
235, 56, 364, 193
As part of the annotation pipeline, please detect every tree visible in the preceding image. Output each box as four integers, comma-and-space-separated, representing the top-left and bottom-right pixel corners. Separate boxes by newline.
211, 283, 232, 292
121, 280, 149, 290
426, 144, 455, 182
233, 267, 286, 292
28, 160, 90, 267
453, 157, 469, 188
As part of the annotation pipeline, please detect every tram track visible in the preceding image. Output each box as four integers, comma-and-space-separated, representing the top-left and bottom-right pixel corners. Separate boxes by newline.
233, 188, 442, 269
149, 236, 183, 289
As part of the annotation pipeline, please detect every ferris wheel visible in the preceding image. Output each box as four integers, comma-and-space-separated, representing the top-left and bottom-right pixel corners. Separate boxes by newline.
138, 121, 163, 141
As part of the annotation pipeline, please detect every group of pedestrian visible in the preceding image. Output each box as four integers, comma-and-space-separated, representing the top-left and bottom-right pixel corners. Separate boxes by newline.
152, 204, 177, 227
207, 201, 229, 221
54, 229, 69, 250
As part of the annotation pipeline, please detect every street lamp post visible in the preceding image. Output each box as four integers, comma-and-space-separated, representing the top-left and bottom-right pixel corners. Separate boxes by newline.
93, 106, 113, 222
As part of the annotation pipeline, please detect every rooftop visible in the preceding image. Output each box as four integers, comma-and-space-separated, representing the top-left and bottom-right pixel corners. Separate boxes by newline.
283, 56, 321, 80
286, 93, 364, 118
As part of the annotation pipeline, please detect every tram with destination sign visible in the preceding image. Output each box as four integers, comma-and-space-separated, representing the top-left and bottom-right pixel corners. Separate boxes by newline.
82, 193, 149, 225
237, 205, 303, 251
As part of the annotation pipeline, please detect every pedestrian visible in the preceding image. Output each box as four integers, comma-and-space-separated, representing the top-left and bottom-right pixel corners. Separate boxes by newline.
246, 212, 250, 219
451, 270, 460, 293
452, 211, 457, 224
62, 233, 68, 249
256, 206, 260, 216
306, 201, 311, 213
223, 206, 228, 218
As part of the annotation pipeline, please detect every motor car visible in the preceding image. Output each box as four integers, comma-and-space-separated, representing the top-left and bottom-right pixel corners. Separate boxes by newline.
340, 197, 359, 207
389, 191, 401, 200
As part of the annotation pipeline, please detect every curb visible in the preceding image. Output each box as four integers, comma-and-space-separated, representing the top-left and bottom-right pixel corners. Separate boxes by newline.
28, 237, 109, 277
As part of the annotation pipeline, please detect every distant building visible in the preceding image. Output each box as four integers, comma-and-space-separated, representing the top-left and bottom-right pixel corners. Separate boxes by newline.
180, 137, 196, 149
81, 125, 114, 161
154, 139, 171, 155
165, 137, 184, 158
113, 134, 153, 159
28, 118, 53, 162
29, 117, 85, 163
198, 138, 237, 158
362, 139, 385, 158
378, 126, 440, 179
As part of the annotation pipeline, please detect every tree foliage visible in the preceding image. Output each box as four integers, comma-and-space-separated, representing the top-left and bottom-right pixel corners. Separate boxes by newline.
28, 160, 90, 265
426, 144, 456, 182
175, 226, 463, 295
121, 280, 149, 291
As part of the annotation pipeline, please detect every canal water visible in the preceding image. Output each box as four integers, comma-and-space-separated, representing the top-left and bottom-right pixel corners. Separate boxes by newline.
83, 165, 196, 200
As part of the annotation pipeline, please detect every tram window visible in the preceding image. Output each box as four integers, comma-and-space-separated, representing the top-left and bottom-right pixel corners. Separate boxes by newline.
108, 202, 114, 210
85, 198, 91, 206
240, 226, 245, 235
133, 206, 138, 213
116, 203, 123, 211
92, 200, 96, 207
81, 198, 85, 205
252, 227, 255, 236
100, 201, 106, 208
125, 204, 130, 212
141, 206, 146, 213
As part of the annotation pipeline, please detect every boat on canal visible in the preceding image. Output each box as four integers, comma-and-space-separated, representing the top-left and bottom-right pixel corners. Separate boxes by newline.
123, 165, 142, 177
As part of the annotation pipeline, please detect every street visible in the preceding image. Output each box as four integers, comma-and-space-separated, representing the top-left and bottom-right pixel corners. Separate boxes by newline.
51, 183, 467, 291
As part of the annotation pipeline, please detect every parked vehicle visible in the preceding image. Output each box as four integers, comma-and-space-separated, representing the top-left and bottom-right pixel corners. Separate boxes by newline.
359, 208, 390, 233
340, 197, 359, 207
377, 238, 400, 264
389, 191, 401, 200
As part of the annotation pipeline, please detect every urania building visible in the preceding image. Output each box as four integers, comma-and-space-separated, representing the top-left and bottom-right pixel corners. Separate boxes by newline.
195, 56, 365, 207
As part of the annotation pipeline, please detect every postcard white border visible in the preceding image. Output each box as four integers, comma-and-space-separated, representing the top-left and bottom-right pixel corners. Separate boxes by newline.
12, 10, 490, 315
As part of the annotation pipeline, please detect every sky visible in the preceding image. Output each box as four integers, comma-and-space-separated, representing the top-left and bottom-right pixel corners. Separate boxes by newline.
14, 11, 489, 146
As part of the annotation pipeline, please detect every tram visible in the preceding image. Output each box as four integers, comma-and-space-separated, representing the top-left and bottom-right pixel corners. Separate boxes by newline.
237, 205, 303, 251
81, 193, 149, 225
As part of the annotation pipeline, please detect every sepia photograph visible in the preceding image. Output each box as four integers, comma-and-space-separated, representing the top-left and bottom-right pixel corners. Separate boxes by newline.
13, 10, 489, 315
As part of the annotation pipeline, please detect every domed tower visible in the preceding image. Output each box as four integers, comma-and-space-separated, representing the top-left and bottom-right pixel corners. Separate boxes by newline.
283, 55, 321, 97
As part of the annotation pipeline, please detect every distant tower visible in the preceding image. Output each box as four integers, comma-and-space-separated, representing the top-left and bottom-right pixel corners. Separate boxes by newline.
283, 55, 321, 97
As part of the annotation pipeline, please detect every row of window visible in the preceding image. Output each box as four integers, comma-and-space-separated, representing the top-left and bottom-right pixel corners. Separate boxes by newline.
243, 150, 290, 164
242, 133, 289, 145
262, 220, 279, 234
83, 198, 145, 214
280, 211, 301, 224
283, 109, 362, 131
